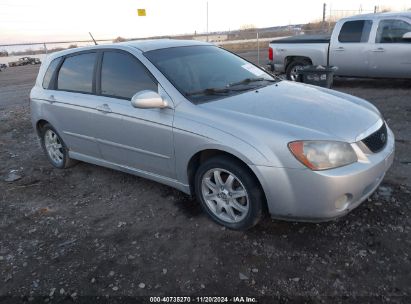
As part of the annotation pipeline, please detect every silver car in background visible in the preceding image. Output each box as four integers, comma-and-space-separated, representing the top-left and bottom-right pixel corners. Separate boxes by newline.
30, 39, 394, 230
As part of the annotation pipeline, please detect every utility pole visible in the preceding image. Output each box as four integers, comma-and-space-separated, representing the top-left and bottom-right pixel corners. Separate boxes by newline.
328, 4, 332, 31
257, 32, 259, 66
323, 3, 326, 23
206, 1, 209, 42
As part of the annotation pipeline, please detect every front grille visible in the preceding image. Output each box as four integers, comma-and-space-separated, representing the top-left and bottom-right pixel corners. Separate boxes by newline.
362, 123, 387, 153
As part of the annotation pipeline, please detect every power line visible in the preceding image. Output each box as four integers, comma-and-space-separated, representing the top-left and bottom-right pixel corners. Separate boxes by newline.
0, 39, 113, 47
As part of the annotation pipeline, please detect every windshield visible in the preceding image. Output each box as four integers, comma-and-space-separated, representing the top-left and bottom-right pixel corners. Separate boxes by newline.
144, 45, 278, 103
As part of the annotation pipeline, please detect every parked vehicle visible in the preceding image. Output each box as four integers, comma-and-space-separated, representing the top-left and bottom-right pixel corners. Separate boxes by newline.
9, 57, 41, 67
0, 63, 6, 71
268, 12, 411, 80
30, 40, 394, 230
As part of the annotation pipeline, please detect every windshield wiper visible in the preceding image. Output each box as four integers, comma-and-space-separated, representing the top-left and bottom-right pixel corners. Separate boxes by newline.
228, 77, 277, 87
185, 86, 253, 97
185, 87, 231, 97
185, 78, 277, 97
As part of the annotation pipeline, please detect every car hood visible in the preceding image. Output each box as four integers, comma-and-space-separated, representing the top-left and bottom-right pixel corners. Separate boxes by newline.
199, 81, 381, 142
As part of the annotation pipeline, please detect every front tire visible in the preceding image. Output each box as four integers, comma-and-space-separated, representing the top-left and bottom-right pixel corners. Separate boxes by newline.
40, 123, 76, 169
194, 156, 265, 230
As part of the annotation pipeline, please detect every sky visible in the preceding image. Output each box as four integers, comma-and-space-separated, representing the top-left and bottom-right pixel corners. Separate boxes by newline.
0, 0, 410, 44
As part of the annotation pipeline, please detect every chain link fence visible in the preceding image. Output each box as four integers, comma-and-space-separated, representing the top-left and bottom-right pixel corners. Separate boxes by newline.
0, 6, 400, 66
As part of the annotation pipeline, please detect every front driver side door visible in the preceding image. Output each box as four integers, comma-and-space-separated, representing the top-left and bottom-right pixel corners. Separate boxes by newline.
368, 18, 411, 78
93, 50, 175, 179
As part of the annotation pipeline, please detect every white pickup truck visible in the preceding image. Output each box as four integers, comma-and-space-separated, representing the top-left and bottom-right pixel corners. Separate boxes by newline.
268, 12, 411, 80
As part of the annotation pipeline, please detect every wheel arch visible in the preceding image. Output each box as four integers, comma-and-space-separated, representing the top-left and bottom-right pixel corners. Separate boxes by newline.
35, 119, 50, 137
285, 56, 313, 71
186, 148, 268, 212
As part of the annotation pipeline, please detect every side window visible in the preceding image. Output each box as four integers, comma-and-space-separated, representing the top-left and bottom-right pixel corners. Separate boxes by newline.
42, 58, 61, 89
101, 51, 157, 99
57, 53, 96, 93
338, 20, 372, 43
376, 19, 411, 43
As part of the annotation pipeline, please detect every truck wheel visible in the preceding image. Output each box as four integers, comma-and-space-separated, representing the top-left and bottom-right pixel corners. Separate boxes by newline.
286, 60, 310, 81
194, 155, 265, 230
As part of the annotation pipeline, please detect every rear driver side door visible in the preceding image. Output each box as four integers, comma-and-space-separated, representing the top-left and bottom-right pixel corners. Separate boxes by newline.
43, 52, 102, 159
329, 19, 373, 77
93, 50, 175, 179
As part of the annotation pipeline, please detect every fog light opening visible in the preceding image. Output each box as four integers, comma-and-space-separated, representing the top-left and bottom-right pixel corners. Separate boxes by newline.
335, 194, 352, 211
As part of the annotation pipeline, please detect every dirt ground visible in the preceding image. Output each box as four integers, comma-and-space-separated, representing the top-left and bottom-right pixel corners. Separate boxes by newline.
1, 64, 410, 303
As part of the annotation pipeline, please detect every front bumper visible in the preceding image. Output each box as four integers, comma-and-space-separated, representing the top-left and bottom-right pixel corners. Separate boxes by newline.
252, 127, 395, 222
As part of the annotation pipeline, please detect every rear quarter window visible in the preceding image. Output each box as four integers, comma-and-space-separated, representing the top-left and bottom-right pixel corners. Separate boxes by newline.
42, 58, 61, 89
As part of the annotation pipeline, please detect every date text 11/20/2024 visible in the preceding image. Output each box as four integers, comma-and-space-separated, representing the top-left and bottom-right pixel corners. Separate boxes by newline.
149, 296, 258, 303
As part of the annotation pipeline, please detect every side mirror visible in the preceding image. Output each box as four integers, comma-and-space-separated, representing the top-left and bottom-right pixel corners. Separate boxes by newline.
402, 32, 411, 40
131, 90, 168, 109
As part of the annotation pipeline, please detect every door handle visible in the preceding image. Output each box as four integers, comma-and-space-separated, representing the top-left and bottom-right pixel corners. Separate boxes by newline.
372, 48, 385, 52
334, 47, 345, 51
96, 103, 112, 114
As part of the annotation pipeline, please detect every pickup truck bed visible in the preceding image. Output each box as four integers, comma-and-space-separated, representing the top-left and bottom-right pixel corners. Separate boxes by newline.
269, 35, 331, 80
271, 34, 331, 44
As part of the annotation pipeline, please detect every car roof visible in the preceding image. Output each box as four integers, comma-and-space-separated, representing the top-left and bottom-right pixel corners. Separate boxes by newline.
118, 39, 212, 52
45, 39, 213, 61
341, 11, 411, 21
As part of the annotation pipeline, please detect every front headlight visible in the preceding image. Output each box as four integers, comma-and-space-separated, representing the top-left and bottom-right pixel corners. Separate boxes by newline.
288, 141, 357, 170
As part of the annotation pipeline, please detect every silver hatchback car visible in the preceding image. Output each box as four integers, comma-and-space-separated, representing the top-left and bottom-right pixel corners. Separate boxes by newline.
30, 39, 394, 230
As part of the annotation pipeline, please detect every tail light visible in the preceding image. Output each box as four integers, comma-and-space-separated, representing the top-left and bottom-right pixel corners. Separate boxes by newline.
268, 47, 273, 61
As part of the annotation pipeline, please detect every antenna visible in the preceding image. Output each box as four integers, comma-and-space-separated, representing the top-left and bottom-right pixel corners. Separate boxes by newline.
89, 32, 98, 45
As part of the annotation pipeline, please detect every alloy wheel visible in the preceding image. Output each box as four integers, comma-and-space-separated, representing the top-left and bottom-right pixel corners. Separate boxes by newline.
44, 129, 64, 166
201, 168, 249, 223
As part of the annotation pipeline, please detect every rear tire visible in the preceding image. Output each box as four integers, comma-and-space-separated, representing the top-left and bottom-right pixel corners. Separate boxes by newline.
286, 59, 310, 81
40, 123, 77, 169
194, 156, 265, 230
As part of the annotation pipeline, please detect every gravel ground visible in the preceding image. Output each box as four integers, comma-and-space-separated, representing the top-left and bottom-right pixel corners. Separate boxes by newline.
0, 64, 410, 303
